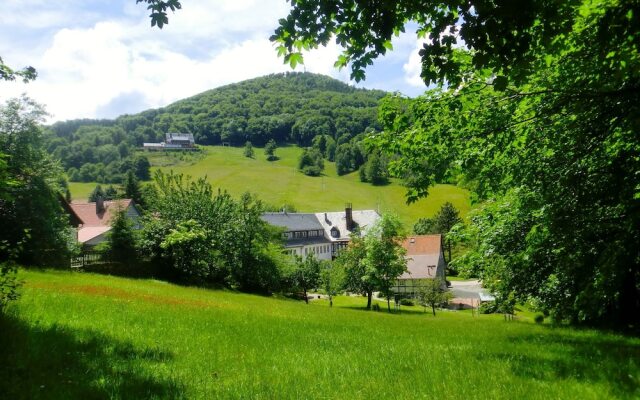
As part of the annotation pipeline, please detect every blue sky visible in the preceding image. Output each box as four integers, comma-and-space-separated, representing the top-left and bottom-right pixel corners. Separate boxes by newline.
0, 0, 428, 122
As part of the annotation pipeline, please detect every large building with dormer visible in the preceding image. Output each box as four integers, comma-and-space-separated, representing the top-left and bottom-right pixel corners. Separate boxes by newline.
261, 205, 380, 260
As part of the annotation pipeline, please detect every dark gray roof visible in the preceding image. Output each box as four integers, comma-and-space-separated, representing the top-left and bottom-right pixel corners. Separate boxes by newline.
261, 213, 324, 231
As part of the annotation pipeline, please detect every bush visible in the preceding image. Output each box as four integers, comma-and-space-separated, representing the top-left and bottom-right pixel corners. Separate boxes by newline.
478, 301, 498, 314
302, 165, 322, 176
400, 298, 415, 306
534, 313, 545, 324
372, 303, 381, 311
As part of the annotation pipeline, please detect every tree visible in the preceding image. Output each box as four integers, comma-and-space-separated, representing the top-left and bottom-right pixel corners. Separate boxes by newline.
291, 255, 321, 304
363, 214, 407, 312
414, 202, 462, 262
413, 217, 437, 235
160, 219, 210, 278
360, 153, 389, 185
417, 278, 452, 316
243, 141, 254, 158
298, 147, 324, 176
141, 171, 284, 292
135, 156, 151, 181
0, 97, 73, 266
320, 261, 345, 307
264, 139, 277, 161
89, 184, 105, 202
104, 206, 138, 266
0, 57, 36, 83
272, 0, 637, 327
336, 231, 374, 309
124, 170, 142, 204
104, 185, 118, 200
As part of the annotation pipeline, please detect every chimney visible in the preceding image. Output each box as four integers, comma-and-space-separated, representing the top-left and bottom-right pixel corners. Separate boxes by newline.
345, 203, 353, 231
325, 212, 331, 225
96, 196, 105, 214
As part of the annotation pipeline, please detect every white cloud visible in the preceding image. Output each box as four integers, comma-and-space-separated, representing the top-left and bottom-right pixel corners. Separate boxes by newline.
0, 0, 424, 121
403, 39, 426, 88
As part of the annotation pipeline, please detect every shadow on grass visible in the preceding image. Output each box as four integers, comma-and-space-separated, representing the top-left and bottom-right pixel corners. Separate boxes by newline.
0, 314, 184, 399
477, 329, 640, 397
340, 303, 434, 316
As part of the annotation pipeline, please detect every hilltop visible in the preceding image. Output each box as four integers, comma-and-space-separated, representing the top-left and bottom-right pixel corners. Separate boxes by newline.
45, 72, 387, 185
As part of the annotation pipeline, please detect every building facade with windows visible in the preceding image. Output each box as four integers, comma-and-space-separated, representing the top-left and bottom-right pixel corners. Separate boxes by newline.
261, 205, 381, 260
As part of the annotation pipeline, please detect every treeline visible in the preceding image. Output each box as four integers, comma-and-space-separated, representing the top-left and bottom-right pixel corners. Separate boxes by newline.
46, 72, 385, 182
45, 123, 151, 183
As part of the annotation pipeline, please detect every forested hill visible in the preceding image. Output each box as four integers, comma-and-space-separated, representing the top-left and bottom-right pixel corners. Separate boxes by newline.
45, 72, 386, 183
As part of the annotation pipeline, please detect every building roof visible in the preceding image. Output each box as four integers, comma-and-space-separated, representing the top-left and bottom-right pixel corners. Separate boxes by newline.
166, 132, 194, 142
399, 235, 444, 280
400, 255, 440, 279
77, 226, 111, 243
315, 210, 380, 242
403, 234, 443, 255
261, 212, 324, 231
69, 199, 134, 227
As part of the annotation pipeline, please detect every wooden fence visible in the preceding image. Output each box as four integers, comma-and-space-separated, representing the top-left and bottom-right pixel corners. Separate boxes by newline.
70, 250, 107, 268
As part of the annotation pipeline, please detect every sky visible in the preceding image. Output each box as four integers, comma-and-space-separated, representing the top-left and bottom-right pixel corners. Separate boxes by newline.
0, 0, 429, 123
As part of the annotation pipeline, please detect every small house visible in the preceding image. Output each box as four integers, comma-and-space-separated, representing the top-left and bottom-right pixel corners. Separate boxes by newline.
67, 198, 141, 247
394, 235, 447, 297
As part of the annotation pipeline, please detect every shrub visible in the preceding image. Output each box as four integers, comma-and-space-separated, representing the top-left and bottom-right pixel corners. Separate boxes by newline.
534, 314, 545, 324
400, 298, 415, 306
478, 301, 498, 314
372, 303, 381, 311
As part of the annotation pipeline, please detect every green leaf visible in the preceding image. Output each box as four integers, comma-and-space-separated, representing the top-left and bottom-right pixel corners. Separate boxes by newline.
492, 76, 508, 91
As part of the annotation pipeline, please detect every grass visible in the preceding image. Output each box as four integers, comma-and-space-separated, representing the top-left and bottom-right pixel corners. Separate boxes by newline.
68, 145, 470, 225
2, 269, 639, 399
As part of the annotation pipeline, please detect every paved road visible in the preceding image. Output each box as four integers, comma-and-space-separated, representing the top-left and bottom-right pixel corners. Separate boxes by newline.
449, 280, 484, 299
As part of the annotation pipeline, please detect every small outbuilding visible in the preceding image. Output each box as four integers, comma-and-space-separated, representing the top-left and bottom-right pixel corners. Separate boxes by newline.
394, 234, 447, 297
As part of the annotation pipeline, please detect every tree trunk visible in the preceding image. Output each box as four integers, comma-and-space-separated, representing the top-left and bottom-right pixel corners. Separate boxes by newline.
447, 238, 452, 263
387, 296, 391, 313
303, 286, 308, 304
367, 291, 372, 309
329, 295, 333, 307
432, 304, 436, 316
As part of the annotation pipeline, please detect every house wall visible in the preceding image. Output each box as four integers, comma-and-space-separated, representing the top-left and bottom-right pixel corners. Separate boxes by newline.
283, 243, 332, 260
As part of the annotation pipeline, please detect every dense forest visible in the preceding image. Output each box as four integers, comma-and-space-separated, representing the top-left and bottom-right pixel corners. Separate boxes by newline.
45, 72, 386, 183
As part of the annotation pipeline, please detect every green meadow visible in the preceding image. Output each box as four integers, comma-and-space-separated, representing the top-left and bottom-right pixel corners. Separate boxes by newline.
68, 145, 470, 225
2, 269, 638, 399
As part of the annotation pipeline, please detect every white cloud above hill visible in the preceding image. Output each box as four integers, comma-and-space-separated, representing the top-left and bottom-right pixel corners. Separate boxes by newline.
0, 0, 427, 122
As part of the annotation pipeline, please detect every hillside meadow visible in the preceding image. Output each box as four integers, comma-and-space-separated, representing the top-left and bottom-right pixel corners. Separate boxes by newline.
1, 269, 638, 399
69, 145, 470, 226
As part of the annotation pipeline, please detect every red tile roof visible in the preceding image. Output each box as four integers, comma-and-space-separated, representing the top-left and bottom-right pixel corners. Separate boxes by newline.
402, 234, 442, 255
69, 199, 133, 227
400, 235, 444, 280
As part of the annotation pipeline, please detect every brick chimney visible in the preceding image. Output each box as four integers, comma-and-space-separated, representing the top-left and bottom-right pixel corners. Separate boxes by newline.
96, 196, 105, 214
345, 203, 353, 231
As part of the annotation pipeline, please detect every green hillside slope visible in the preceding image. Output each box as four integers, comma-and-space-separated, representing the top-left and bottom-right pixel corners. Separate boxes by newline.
70, 145, 470, 225
2, 270, 637, 399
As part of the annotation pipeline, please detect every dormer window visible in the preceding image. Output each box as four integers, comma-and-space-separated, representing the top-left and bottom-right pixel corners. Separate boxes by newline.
330, 227, 340, 238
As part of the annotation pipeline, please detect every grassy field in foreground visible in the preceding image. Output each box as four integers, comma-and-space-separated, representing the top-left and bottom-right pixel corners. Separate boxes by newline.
69, 145, 471, 225
2, 270, 638, 399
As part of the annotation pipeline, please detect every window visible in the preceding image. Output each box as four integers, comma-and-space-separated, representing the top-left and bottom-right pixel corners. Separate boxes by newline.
309, 230, 317, 237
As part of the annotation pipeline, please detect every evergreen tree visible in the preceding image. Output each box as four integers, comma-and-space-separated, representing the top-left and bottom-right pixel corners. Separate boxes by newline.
264, 139, 277, 161
106, 207, 137, 265
243, 141, 254, 158
124, 170, 142, 204
88, 184, 105, 202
